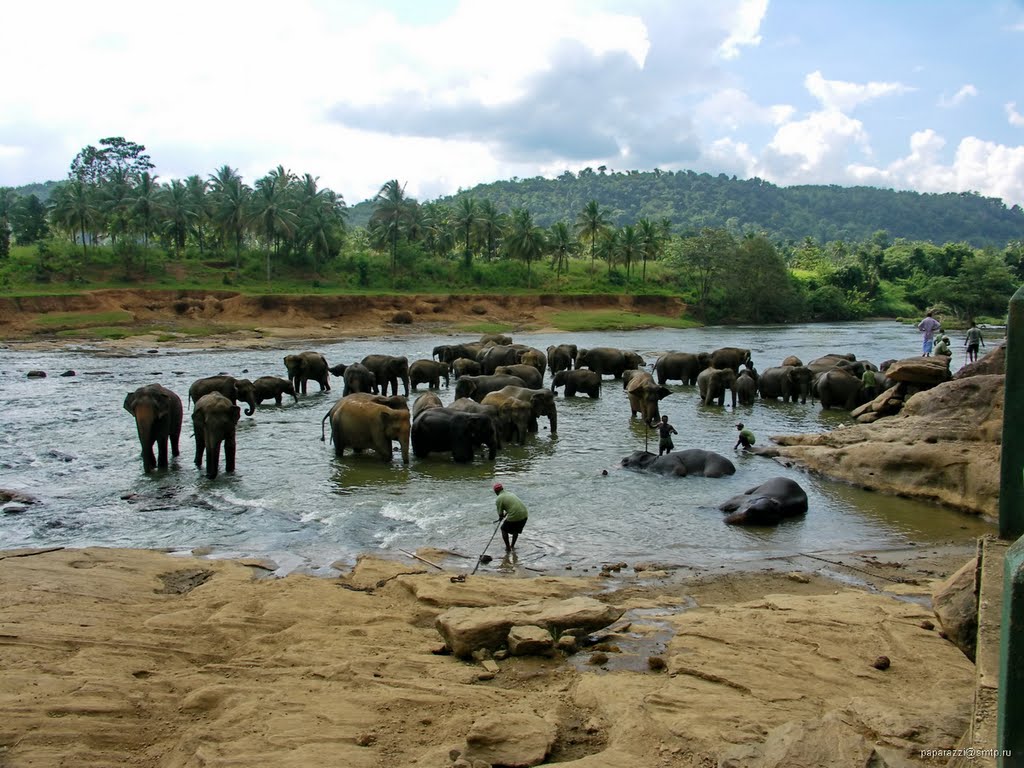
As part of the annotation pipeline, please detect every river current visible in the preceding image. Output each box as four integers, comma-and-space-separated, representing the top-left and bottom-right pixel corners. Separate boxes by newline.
0, 321, 994, 575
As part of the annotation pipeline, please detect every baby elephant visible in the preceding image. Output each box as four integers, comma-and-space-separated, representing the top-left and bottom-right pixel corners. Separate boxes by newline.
192, 392, 241, 479
252, 376, 298, 406
718, 477, 808, 525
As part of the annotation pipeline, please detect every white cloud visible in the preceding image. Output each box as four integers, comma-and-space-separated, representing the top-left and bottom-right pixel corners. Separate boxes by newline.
938, 84, 978, 108
759, 109, 872, 182
1007, 102, 1024, 127
804, 70, 914, 112
695, 89, 794, 131
718, 0, 768, 59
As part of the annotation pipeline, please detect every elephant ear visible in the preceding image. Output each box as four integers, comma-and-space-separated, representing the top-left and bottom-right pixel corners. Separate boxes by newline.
657, 386, 672, 400
123, 392, 137, 412
625, 376, 644, 394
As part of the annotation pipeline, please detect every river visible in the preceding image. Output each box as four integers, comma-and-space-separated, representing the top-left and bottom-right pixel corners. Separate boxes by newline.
0, 321, 995, 575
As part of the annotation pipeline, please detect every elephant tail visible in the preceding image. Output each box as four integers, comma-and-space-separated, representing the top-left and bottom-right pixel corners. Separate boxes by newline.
320, 411, 330, 442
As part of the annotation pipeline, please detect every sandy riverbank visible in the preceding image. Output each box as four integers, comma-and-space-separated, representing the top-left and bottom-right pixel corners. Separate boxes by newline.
0, 543, 981, 767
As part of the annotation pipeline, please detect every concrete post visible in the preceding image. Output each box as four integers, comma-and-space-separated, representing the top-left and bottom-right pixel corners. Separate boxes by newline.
998, 536, 1024, 763
999, 285, 1024, 540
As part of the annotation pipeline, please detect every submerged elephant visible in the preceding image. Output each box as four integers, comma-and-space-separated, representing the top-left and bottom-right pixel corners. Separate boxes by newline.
718, 477, 808, 525
124, 383, 183, 472
546, 344, 578, 375
625, 371, 672, 423
477, 344, 521, 375
284, 351, 331, 394
191, 392, 240, 479
188, 375, 257, 416
361, 354, 410, 397
411, 407, 499, 463
550, 369, 601, 398
326, 396, 410, 464
576, 347, 645, 379
411, 391, 444, 420
653, 351, 710, 386
620, 449, 736, 478
696, 367, 738, 407
758, 365, 814, 404
252, 376, 298, 406
494, 364, 543, 389
452, 357, 482, 379
480, 333, 513, 346
409, 359, 450, 390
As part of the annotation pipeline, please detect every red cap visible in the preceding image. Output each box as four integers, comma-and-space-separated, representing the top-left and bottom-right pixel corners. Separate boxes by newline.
492, 482, 504, 493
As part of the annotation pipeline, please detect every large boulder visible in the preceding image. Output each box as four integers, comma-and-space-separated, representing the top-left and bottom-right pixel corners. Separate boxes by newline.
932, 557, 979, 661
883, 356, 951, 386
436, 596, 623, 658
462, 711, 557, 767
954, 342, 1005, 379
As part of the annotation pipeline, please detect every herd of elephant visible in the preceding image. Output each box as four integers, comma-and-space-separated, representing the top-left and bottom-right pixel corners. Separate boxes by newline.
122, 334, 882, 521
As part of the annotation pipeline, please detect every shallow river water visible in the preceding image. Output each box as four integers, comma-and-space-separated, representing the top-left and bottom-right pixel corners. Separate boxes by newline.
0, 321, 994, 575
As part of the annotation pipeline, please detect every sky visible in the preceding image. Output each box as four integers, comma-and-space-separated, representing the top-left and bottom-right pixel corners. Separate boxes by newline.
3, 0, 1024, 207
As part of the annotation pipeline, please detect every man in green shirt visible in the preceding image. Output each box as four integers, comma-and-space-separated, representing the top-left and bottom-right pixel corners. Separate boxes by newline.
861, 368, 878, 400
493, 482, 529, 551
734, 423, 755, 451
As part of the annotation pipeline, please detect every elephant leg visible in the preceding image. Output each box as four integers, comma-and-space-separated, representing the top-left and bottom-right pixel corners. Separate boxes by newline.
194, 433, 205, 469
157, 436, 169, 468
332, 425, 345, 457
275, 394, 283, 405
224, 435, 236, 473
205, 436, 220, 479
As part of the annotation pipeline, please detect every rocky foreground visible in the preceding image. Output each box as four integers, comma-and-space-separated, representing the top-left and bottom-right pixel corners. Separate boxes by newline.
774, 346, 1006, 517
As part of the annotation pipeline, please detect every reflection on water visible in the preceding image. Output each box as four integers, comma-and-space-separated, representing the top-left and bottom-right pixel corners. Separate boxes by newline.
0, 321, 995, 573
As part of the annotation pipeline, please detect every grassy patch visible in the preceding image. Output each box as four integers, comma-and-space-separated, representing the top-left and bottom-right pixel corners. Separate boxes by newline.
33, 310, 135, 329
55, 326, 135, 340
459, 322, 516, 334
548, 310, 701, 332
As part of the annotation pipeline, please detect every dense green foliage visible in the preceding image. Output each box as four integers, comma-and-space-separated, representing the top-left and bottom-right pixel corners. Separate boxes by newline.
2, 139, 1021, 326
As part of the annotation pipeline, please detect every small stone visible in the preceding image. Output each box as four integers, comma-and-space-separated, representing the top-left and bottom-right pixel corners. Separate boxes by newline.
787, 571, 811, 583
588, 652, 609, 666
872, 655, 891, 670
471, 649, 491, 662
26, 370, 46, 378
648, 656, 667, 671
480, 659, 499, 673
453, 759, 473, 768
556, 635, 578, 654
355, 732, 376, 746
60, 370, 76, 377
476, 672, 495, 681
449, 748, 462, 762
920, 620, 935, 630
493, 649, 508, 661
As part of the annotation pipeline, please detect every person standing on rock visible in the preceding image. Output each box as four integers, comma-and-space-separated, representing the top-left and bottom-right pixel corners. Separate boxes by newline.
493, 482, 529, 551
964, 322, 986, 364
861, 367, 878, 401
917, 310, 941, 357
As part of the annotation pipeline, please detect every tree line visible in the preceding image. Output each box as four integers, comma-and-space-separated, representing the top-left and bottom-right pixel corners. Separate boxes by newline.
0, 137, 1020, 325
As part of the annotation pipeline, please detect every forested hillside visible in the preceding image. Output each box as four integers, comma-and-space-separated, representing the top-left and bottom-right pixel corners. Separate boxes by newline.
349, 169, 1024, 248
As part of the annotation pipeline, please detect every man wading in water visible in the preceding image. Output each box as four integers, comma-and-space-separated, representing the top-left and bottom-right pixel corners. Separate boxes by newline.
493, 483, 529, 551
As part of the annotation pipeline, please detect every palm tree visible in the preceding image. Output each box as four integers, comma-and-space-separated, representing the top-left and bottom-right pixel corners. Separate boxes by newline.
252, 168, 298, 282
596, 228, 620, 276
295, 174, 346, 274
575, 200, 610, 273
185, 175, 211, 254
455, 197, 478, 269
209, 166, 251, 269
160, 179, 196, 256
476, 199, 504, 261
636, 218, 663, 284
504, 208, 546, 287
0, 187, 16, 258
547, 221, 577, 282
50, 179, 99, 260
98, 167, 132, 248
618, 225, 641, 281
370, 179, 412, 275
421, 202, 454, 258
129, 172, 162, 271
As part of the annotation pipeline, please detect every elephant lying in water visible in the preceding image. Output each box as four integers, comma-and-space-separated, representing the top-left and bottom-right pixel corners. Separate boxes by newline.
718, 477, 808, 525
620, 449, 736, 478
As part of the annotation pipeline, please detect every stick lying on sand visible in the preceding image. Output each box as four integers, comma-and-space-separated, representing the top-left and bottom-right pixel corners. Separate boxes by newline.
397, 548, 444, 570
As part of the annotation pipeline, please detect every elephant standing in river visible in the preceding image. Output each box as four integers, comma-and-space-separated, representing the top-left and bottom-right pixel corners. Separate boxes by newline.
494, 364, 543, 389
326, 396, 410, 464
576, 347, 645, 379
411, 392, 444, 421
252, 376, 298, 406
514, 346, 547, 377
620, 449, 736, 478
452, 357, 481, 379
188, 375, 257, 416
485, 385, 557, 434
697, 367, 738, 407
409, 359, 450, 390
625, 372, 672, 423
719, 477, 808, 525
734, 369, 758, 406
191, 392, 240, 479
124, 383, 183, 472
342, 363, 377, 396
478, 391, 533, 445
433, 342, 485, 366
546, 344, 578, 375
758, 365, 814, 404
653, 352, 710, 386
709, 347, 752, 372
816, 368, 867, 410
412, 407, 498, 462
284, 351, 331, 394
550, 369, 601, 398
454, 374, 526, 402
477, 345, 521, 375
361, 354, 410, 397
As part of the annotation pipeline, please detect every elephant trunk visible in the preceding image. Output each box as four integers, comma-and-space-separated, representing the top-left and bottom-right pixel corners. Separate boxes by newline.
547, 410, 557, 435
134, 405, 157, 472
243, 395, 256, 416
402, 375, 410, 397
205, 437, 220, 479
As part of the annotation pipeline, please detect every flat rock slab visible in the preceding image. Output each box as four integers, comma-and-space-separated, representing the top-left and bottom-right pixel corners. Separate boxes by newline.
464, 711, 557, 767
884, 356, 951, 385
436, 596, 623, 658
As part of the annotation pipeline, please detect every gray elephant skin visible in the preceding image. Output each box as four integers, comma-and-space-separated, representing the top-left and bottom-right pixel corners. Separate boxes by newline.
709, 347, 752, 372
550, 369, 601, 398
546, 344, 578, 375
758, 365, 813, 404
433, 342, 485, 366
411, 407, 499, 463
718, 477, 808, 525
576, 347, 645, 378
448, 398, 506, 446
654, 352, 710, 385
626, 371, 672, 423
815, 368, 867, 410
409, 359, 450, 390
454, 374, 526, 402
124, 383, 183, 472
452, 357, 482, 379
342, 363, 377, 396
252, 376, 298, 406
326, 395, 410, 464
411, 391, 444, 420
514, 346, 547, 377
494, 364, 543, 389
479, 391, 534, 444
697, 367, 738, 407
477, 345, 521, 375
361, 354, 410, 397
734, 369, 758, 406
484, 385, 557, 434
284, 351, 331, 394
189, 375, 257, 416
191, 392, 241, 479
620, 449, 736, 478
